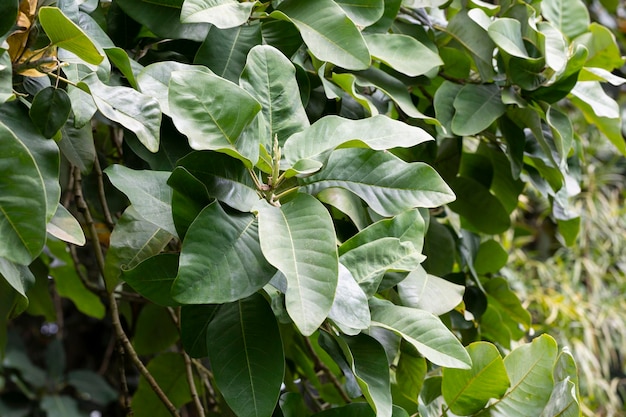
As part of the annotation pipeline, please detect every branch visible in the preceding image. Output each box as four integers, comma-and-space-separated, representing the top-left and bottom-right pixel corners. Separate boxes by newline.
73, 168, 181, 417
93, 156, 116, 229
303, 336, 351, 404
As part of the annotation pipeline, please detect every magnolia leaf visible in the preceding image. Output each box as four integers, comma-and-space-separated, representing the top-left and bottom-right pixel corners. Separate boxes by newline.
446, 10, 496, 80
442, 342, 510, 415
284, 115, 434, 166
80, 73, 161, 152
451, 84, 505, 136
195, 24, 262, 83
397, 265, 464, 316
300, 148, 455, 217
46, 204, 86, 246
488, 18, 528, 58
207, 293, 284, 417
240, 45, 310, 146
38, 7, 104, 65
328, 264, 370, 335
168, 69, 261, 165
271, 0, 370, 70
489, 335, 558, 416
316, 188, 370, 231
541, 0, 589, 39
122, 254, 180, 307
172, 202, 275, 304
335, 0, 384, 26
180, 305, 219, 358
29, 87, 72, 138
256, 194, 339, 336
58, 117, 95, 174
365, 33, 443, 77
370, 299, 472, 369
180, 0, 255, 28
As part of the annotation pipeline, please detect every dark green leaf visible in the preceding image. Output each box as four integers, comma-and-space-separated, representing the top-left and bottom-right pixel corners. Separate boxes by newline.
0, 1, 17, 38
40, 395, 82, 417
58, 117, 95, 174
256, 194, 339, 336
123, 253, 180, 307
173, 201, 275, 304
66, 370, 118, 406
29, 87, 71, 139
451, 84, 505, 136
473, 239, 508, 275
446, 10, 495, 80
133, 304, 179, 355
181, 304, 219, 358
207, 293, 285, 417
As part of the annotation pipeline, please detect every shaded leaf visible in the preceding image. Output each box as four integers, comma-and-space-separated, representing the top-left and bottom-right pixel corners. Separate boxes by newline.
40, 395, 82, 417
256, 194, 338, 336
66, 370, 118, 406
29, 87, 72, 138
207, 293, 285, 417
58, 117, 95, 174
122, 253, 180, 307
181, 304, 219, 358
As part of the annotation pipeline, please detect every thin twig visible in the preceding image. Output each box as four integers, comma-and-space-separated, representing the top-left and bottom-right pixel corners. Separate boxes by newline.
184, 351, 205, 417
303, 336, 351, 403
73, 168, 181, 417
93, 156, 116, 229
118, 341, 133, 416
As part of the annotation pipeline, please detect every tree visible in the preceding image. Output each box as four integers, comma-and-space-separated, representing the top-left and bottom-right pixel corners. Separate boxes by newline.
0, 0, 623, 416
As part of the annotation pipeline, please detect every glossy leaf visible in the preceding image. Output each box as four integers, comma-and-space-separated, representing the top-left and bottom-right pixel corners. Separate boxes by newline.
369, 299, 472, 369
29, 87, 72, 138
341, 334, 392, 417
300, 148, 455, 217
195, 24, 262, 83
256, 194, 339, 336
442, 342, 510, 415
240, 45, 310, 145
451, 84, 505, 136
131, 352, 196, 417
80, 73, 161, 152
38, 7, 104, 65
180, 0, 255, 28
175, 151, 259, 212
0, 120, 47, 264
103, 206, 173, 292
207, 293, 285, 417
105, 165, 177, 236
173, 201, 275, 304
397, 265, 465, 316
365, 33, 443, 77
168, 69, 261, 165
542, 0, 589, 39
46, 204, 85, 246
328, 264, 370, 335
271, 0, 370, 70
335, 0, 384, 26
540, 349, 580, 417
489, 335, 558, 417
284, 115, 434, 166
122, 253, 180, 307
0, 258, 35, 305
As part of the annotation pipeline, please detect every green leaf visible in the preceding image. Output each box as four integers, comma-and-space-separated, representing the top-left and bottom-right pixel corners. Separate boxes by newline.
58, 117, 95, 174
575, 23, 624, 71
0, 258, 35, 305
541, 0, 589, 39
46, 204, 86, 246
392, 343, 426, 411
207, 293, 285, 417
369, 299, 472, 369
446, 10, 495, 80
488, 18, 529, 58
397, 265, 465, 316
540, 348, 580, 417
38, 7, 103, 65
195, 24, 262, 83
168, 69, 261, 165
489, 335, 558, 417
103, 206, 173, 292
312, 403, 409, 417
105, 165, 177, 236
335, 0, 384, 26
284, 115, 433, 166
341, 333, 392, 417
300, 148, 455, 217
116, 0, 209, 41
80, 73, 161, 152
0, 1, 17, 38
364, 33, 442, 77
173, 201, 275, 304
434, 81, 463, 137
66, 370, 118, 406
181, 304, 219, 358
122, 253, 181, 307
0, 120, 48, 264
40, 395, 83, 417
137, 61, 206, 116
316, 188, 370, 231
28, 87, 72, 139
105, 47, 140, 89
448, 176, 511, 234
328, 264, 371, 335
363, 0, 401, 33
175, 151, 259, 212
240, 45, 309, 146
0, 52, 14, 104
451, 84, 505, 136
180, 0, 255, 28
256, 194, 339, 336
442, 342, 510, 415
133, 304, 179, 355
131, 352, 196, 417
474, 239, 508, 275
271, 0, 371, 70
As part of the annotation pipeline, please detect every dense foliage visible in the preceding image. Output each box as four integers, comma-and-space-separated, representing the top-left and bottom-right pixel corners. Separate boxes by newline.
0, 0, 624, 416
